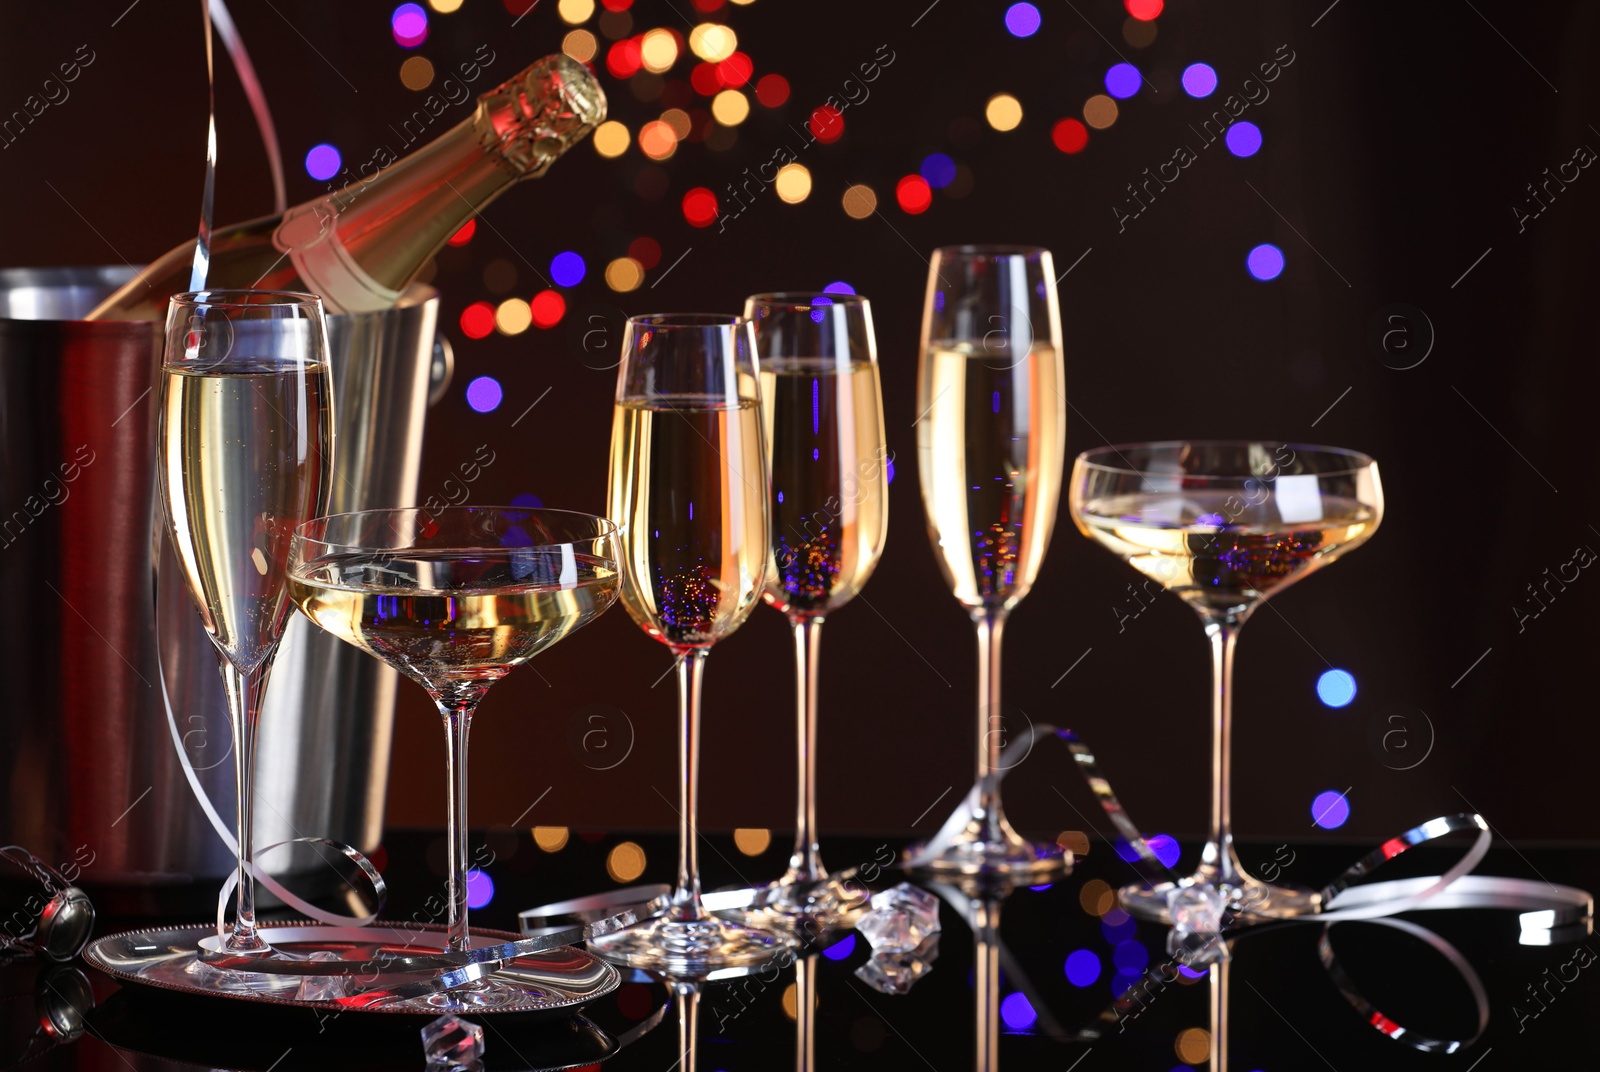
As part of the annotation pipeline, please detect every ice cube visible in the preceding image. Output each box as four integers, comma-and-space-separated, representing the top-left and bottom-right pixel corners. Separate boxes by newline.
421, 1013, 485, 1070
853, 934, 939, 996
296, 950, 349, 1003
857, 883, 941, 953
1165, 884, 1230, 965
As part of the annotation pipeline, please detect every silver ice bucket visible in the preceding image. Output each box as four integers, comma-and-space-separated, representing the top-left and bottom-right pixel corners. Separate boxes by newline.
0, 266, 447, 910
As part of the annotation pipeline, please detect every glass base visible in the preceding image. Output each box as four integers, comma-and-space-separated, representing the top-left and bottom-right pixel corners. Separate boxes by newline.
589, 913, 791, 973
183, 954, 300, 995
1117, 870, 1323, 924
396, 975, 546, 1013
904, 812, 1070, 879
716, 872, 871, 941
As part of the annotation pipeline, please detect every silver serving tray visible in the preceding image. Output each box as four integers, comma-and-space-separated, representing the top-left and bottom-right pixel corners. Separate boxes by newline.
83, 921, 620, 1016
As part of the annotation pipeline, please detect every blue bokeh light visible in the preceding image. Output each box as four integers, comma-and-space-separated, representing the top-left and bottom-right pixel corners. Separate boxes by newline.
1115, 834, 1179, 867
1317, 668, 1357, 707
1101, 908, 1136, 944
466, 376, 503, 413
920, 152, 958, 189
1004, 2, 1042, 37
1225, 121, 1263, 157
1146, 833, 1181, 868
305, 144, 341, 182
1246, 243, 1285, 281
1105, 63, 1142, 99
550, 251, 587, 287
1000, 992, 1038, 1030
1111, 970, 1143, 996
823, 281, 855, 295
1064, 948, 1101, 987
511, 492, 544, 509
822, 933, 856, 961
1181, 62, 1218, 98
1113, 940, 1149, 973
1312, 789, 1351, 829
465, 868, 494, 909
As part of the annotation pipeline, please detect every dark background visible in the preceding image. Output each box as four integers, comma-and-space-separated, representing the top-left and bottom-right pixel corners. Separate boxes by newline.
1, 0, 1595, 847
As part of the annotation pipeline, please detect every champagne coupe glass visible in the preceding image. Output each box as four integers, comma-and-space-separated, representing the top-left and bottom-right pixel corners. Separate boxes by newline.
157, 291, 334, 961
908, 246, 1069, 878
591, 314, 789, 971
742, 292, 888, 916
1069, 441, 1383, 920
289, 506, 620, 1007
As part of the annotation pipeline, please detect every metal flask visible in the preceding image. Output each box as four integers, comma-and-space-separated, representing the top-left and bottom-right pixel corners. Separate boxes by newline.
0, 266, 450, 911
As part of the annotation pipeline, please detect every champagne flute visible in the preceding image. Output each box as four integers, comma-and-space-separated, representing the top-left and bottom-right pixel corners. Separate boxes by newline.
744, 292, 888, 910
908, 246, 1069, 877
591, 314, 790, 970
156, 291, 335, 959
289, 506, 620, 1007
1069, 441, 1383, 920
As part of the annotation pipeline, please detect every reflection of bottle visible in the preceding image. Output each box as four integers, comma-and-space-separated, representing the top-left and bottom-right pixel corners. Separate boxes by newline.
88, 54, 605, 321
0, 846, 95, 962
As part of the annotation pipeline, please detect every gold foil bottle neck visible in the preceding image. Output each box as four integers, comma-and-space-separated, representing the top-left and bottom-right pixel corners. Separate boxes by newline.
478, 53, 608, 177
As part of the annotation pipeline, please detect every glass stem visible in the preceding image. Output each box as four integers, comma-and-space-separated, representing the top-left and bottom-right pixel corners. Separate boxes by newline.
675, 983, 701, 1069
672, 650, 710, 921
974, 896, 1001, 1072
973, 609, 1009, 837
218, 655, 275, 953
433, 681, 490, 955
1210, 956, 1229, 1069
1204, 622, 1242, 886
786, 616, 825, 884
795, 954, 817, 1072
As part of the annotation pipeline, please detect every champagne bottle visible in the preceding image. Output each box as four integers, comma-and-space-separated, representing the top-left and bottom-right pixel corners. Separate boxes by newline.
89, 54, 605, 321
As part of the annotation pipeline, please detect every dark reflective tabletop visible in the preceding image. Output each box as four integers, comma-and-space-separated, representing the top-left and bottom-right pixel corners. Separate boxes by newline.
8, 831, 1596, 1070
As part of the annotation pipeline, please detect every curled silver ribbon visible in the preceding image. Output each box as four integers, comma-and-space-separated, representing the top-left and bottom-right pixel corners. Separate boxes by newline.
951, 722, 1592, 1053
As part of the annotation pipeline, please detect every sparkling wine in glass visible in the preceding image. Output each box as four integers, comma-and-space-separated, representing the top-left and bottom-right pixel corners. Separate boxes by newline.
1069, 441, 1383, 920
591, 314, 791, 971
744, 292, 888, 913
157, 291, 334, 959
289, 506, 620, 1008
909, 246, 1069, 878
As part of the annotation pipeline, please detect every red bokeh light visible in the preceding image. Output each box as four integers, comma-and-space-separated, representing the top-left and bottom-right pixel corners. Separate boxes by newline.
530, 290, 566, 329
681, 187, 719, 227
447, 219, 476, 246
1051, 118, 1089, 154
502, 0, 538, 15
809, 105, 844, 144
600, 0, 631, 10
1124, 0, 1163, 20
690, 62, 722, 96
628, 236, 662, 269
895, 175, 933, 214
716, 52, 753, 88
690, 0, 724, 10
459, 301, 495, 339
755, 73, 789, 107
606, 39, 642, 80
